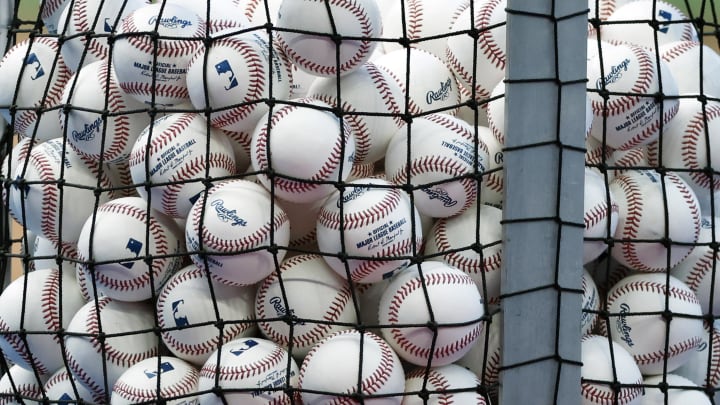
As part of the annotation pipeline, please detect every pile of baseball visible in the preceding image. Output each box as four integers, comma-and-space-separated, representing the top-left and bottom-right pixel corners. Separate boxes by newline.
0, 0, 718, 403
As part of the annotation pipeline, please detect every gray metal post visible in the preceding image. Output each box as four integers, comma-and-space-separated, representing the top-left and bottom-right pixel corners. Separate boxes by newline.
500, 1, 587, 403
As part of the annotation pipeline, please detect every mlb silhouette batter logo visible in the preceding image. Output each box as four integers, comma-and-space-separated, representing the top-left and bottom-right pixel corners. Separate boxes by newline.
25, 53, 44, 80
171, 299, 190, 327
229, 339, 259, 356
144, 361, 175, 379
215, 59, 238, 90
120, 238, 143, 269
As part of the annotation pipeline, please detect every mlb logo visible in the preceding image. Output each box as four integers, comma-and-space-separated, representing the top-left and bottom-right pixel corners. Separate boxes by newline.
144, 361, 175, 379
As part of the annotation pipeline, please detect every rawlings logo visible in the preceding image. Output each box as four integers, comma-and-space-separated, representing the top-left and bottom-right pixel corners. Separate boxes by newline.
210, 199, 247, 226
148, 15, 193, 29
269, 296, 304, 325
596, 58, 631, 89
426, 78, 452, 104
338, 186, 370, 208
71, 117, 103, 142
616, 303, 634, 347
421, 187, 457, 207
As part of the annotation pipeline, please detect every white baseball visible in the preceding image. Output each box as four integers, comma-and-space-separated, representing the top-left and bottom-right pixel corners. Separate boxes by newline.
374, 48, 461, 116
582, 267, 601, 336
58, 0, 147, 73
674, 320, 720, 389
64, 297, 159, 398
655, 98, 720, 197
60, 60, 150, 163
581, 334, 643, 405
76, 196, 185, 302
641, 374, 711, 405
381, 0, 470, 61
660, 40, 720, 97
250, 98, 356, 204
128, 112, 237, 219
403, 364, 488, 405
307, 62, 405, 164
111, 356, 199, 404
298, 330, 405, 404
186, 31, 291, 133
423, 203, 503, 306
385, 113, 489, 218
40, 0, 72, 33
198, 337, 299, 404
316, 177, 423, 283
584, 168, 619, 264
477, 125, 504, 208
276, 0, 382, 77
43, 368, 105, 404
672, 217, 720, 316
0, 37, 71, 141
156, 264, 257, 366
588, 42, 679, 150
600, 0, 698, 49
456, 310, 501, 401
0, 269, 85, 376
0, 364, 46, 405
255, 253, 357, 359
112, 3, 206, 106
7, 138, 114, 245
606, 273, 704, 375
609, 169, 701, 272
185, 179, 290, 286
378, 261, 484, 366
445, 0, 507, 100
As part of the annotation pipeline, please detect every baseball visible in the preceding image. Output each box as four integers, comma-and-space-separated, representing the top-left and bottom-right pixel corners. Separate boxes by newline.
584, 168, 619, 265
381, 0, 470, 60
43, 368, 105, 404
641, 374, 711, 405
198, 337, 299, 404
255, 253, 358, 359
276, 0, 382, 77
0, 269, 85, 376
111, 356, 199, 404
423, 203, 503, 306
186, 31, 292, 133
64, 297, 159, 399
587, 41, 679, 150
660, 40, 720, 97
128, 112, 237, 219
403, 364, 488, 405
606, 272, 704, 375
374, 48, 461, 116
58, 0, 147, 73
445, 0, 507, 100
184, 179, 290, 286
456, 310, 502, 401
654, 98, 720, 197
156, 264, 257, 366
378, 261, 484, 366
298, 329, 405, 404
0, 37, 71, 141
40, 0, 72, 33
610, 169, 701, 272
671, 217, 720, 316
250, 98, 357, 204
600, 0, 698, 49
76, 196, 185, 302
674, 320, 720, 389
112, 2, 206, 106
582, 267, 601, 337
0, 365, 46, 405
316, 177, 423, 284
306, 62, 405, 164
59, 60, 150, 163
7, 137, 114, 245
477, 125, 504, 208
385, 113, 489, 218
580, 334, 643, 405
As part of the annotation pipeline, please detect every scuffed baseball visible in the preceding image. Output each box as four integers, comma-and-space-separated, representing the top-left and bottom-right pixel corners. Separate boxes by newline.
298, 330, 405, 404
156, 265, 257, 366
185, 179, 290, 286
378, 261, 485, 366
